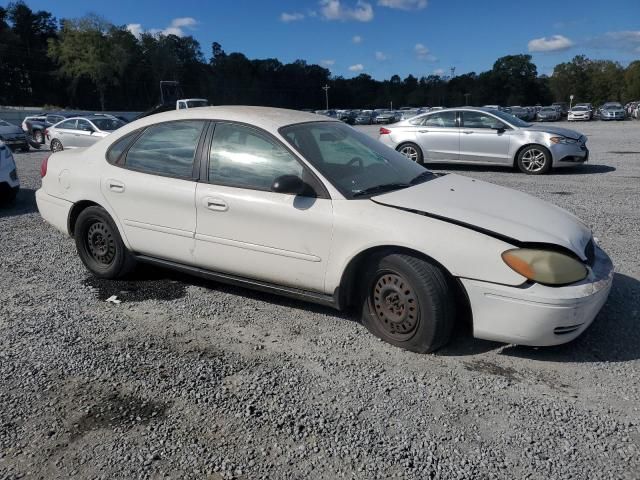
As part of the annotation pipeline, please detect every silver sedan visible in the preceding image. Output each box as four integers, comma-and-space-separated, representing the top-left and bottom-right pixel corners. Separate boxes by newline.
46, 115, 125, 152
378, 108, 589, 174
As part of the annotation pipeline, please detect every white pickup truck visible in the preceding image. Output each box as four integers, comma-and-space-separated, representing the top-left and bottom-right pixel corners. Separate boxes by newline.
176, 99, 208, 109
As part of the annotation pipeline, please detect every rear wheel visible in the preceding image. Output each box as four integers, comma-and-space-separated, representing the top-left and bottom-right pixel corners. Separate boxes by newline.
75, 206, 135, 279
396, 142, 424, 164
517, 145, 551, 174
50, 139, 63, 152
361, 253, 455, 353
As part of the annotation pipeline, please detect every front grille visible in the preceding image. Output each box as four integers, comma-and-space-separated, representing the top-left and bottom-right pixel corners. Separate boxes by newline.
585, 238, 595, 266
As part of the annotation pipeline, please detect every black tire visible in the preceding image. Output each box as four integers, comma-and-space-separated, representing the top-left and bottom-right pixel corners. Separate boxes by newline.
74, 206, 135, 279
0, 186, 18, 205
516, 145, 551, 175
361, 253, 455, 353
396, 142, 424, 164
34, 130, 44, 144
50, 139, 63, 152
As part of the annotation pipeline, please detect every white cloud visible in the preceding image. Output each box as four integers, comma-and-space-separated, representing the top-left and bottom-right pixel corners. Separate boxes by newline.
126, 23, 143, 38
320, 0, 374, 22
352, 35, 363, 43
378, 0, 427, 10
349, 63, 364, 72
433, 68, 445, 76
414, 43, 435, 61
321, 59, 336, 66
133, 17, 199, 37
375, 51, 388, 61
528, 35, 574, 52
281, 12, 305, 22
597, 31, 640, 53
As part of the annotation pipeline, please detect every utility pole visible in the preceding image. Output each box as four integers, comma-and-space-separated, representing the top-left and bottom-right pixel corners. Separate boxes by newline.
464, 93, 471, 105
322, 84, 330, 110
450, 66, 456, 79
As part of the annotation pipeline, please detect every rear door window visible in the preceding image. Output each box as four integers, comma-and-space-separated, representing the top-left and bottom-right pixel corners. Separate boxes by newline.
123, 120, 205, 178
422, 111, 458, 127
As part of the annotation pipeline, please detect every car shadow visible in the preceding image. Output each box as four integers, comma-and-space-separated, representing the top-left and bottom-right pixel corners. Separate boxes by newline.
0, 188, 38, 218
428, 163, 615, 175
90, 263, 356, 321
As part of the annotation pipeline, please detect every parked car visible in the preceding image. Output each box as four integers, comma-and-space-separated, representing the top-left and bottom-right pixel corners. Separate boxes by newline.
398, 109, 421, 121
599, 102, 626, 121
26, 112, 90, 146
46, 115, 126, 152
354, 111, 376, 125
35, 106, 613, 353
0, 119, 29, 152
0, 140, 20, 204
375, 111, 399, 124
508, 106, 529, 121
21, 114, 47, 144
337, 110, 358, 125
551, 102, 569, 116
380, 107, 588, 174
536, 106, 561, 122
568, 105, 592, 122
314, 110, 338, 118
574, 103, 594, 119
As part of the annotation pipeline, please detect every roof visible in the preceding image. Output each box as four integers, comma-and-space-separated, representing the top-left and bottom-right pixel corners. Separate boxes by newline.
121, 106, 338, 134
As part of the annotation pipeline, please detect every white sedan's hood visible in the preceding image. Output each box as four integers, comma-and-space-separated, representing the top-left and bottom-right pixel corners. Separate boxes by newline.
373, 174, 592, 260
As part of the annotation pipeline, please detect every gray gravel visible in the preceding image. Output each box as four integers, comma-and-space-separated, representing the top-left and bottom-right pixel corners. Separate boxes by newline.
1, 120, 639, 479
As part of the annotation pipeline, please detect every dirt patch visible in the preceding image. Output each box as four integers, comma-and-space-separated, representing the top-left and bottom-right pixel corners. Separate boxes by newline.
463, 360, 520, 382
69, 392, 169, 441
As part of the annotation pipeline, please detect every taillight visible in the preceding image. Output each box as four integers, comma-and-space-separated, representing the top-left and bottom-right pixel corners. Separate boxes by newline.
40, 156, 49, 178
44, 129, 49, 140
379, 127, 391, 135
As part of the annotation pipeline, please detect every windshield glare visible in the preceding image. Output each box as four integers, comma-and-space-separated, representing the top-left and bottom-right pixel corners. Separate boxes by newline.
488, 109, 531, 127
92, 118, 125, 131
280, 121, 431, 198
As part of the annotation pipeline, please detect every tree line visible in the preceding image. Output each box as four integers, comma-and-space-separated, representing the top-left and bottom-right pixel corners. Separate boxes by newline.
1, 1, 639, 112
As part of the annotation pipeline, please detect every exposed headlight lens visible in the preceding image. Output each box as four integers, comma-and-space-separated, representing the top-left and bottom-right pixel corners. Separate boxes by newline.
501, 248, 588, 285
550, 136, 578, 144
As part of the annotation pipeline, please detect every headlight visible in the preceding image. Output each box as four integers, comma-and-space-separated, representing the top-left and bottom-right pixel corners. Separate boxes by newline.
501, 248, 588, 285
550, 136, 578, 144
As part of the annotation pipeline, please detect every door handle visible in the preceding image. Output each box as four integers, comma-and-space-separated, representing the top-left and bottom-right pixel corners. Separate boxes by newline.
418, 130, 430, 133
108, 180, 125, 193
462, 130, 474, 134
205, 197, 228, 212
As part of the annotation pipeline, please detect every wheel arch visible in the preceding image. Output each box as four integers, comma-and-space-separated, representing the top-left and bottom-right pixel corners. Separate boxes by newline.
513, 143, 552, 168
67, 200, 101, 237
336, 245, 472, 328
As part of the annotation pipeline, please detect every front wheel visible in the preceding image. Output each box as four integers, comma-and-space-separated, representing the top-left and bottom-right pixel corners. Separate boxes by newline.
50, 139, 63, 152
517, 145, 551, 175
75, 206, 135, 279
361, 254, 455, 353
396, 142, 424, 164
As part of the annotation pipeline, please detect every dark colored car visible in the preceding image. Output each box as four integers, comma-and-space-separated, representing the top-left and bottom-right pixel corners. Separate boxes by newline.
0, 119, 29, 152
354, 111, 376, 125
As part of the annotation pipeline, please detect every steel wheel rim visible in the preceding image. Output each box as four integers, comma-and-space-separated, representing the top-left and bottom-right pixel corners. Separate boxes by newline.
86, 221, 116, 266
399, 145, 419, 162
521, 148, 546, 172
51, 140, 62, 152
371, 272, 419, 341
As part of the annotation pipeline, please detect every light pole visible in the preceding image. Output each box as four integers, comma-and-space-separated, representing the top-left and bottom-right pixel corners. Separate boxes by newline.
464, 93, 471, 106
322, 84, 330, 110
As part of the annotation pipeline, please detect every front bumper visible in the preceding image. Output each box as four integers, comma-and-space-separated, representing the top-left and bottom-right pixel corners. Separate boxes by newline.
461, 246, 614, 346
550, 141, 589, 166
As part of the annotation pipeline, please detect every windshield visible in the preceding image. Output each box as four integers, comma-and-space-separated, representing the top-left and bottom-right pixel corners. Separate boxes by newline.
280, 121, 433, 199
488, 109, 531, 127
0, 120, 11, 127
92, 118, 125, 131
541, 107, 555, 112
604, 104, 621, 110
572, 106, 588, 111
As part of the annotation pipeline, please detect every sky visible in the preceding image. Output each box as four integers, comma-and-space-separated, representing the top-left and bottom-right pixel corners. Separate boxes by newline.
12, 0, 640, 79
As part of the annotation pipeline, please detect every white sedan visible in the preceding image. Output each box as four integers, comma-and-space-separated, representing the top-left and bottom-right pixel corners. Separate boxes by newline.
36, 107, 613, 353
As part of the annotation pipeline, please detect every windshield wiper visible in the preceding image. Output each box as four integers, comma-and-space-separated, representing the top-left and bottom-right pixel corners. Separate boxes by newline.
409, 170, 435, 185
353, 183, 411, 198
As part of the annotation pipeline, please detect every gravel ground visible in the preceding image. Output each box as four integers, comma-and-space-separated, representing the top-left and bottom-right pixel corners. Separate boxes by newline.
1, 120, 639, 479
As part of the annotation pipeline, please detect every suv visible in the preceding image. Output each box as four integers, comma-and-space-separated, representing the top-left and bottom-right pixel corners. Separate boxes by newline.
0, 119, 29, 152
0, 141, 20, 204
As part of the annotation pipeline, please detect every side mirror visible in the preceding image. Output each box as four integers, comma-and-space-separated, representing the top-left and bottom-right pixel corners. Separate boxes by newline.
492, 123, 507, 133
271, 174, 306, 195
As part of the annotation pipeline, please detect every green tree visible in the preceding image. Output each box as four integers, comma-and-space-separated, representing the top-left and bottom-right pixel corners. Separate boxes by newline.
623, 61, 640, 101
